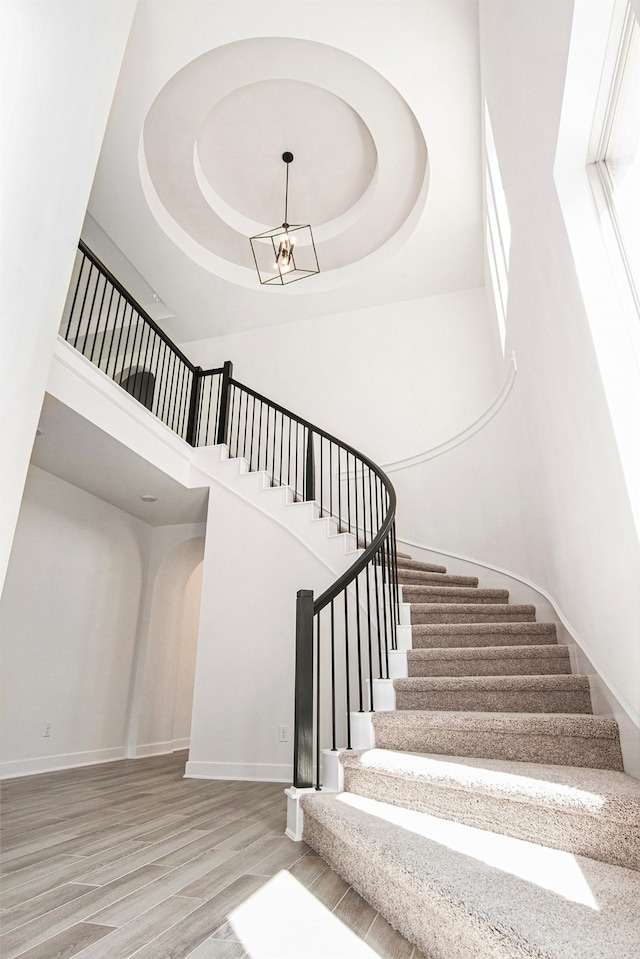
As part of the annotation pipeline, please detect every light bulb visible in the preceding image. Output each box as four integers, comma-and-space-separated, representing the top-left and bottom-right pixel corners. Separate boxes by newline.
276, 235, 293, 273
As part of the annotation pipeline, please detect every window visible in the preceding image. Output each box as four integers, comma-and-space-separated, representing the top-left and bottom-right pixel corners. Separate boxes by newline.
484, 98, 511, 356
594, 3, 640, 311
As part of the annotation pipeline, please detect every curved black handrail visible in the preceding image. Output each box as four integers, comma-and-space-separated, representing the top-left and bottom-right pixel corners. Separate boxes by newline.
229, 377, 396, 610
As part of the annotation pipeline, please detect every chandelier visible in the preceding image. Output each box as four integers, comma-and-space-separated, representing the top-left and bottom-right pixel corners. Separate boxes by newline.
250, 152, 320, 286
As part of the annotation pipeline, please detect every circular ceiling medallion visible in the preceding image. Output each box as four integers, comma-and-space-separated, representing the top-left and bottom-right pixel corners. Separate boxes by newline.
140, 37, 429, 290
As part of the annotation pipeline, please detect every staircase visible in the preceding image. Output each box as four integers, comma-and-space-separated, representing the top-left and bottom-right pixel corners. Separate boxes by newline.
300, 550, 640, 959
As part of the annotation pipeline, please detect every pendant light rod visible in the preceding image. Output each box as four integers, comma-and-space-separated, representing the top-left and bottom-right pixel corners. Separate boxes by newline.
282, 151, 293, 226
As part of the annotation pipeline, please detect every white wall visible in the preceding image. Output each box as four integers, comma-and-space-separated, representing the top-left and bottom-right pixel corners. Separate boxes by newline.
128, 529, 205, 756
182, 288, 499, 465
477, 0, 640, 740
0, 1, 135, 594
0, 467, 207, 777
0, 466, 150, 776
187, 481, 339, 782
173, 562, 204, 743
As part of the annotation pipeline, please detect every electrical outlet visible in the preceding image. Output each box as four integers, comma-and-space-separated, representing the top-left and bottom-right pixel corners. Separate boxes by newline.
43, 722, 52, 738
278, 725, 289, 743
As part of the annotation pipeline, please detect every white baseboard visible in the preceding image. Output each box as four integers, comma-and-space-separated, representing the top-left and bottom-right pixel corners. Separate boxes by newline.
184, 760, 292, 782
0, 746, 126, 780
134, 740, 189, 758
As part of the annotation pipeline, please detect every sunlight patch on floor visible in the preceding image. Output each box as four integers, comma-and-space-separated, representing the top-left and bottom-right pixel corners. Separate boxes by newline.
338, 791, 599, 909
229, 869, 384, 959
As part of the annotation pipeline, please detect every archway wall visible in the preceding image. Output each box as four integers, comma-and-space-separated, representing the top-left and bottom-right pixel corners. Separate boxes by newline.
128, 529, 205, 757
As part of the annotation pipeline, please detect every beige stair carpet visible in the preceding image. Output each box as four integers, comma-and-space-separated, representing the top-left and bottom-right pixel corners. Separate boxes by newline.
406, 643, 571, 676
339, 748, 640, 869
393, 673, 593, 713
411, 620, 558, 647
301, 790, 640, 959
301, 550, 635, 959
372, 710, 625, 769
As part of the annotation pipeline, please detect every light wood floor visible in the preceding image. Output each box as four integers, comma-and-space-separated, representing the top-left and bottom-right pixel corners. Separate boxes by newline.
0, 752, 425, 959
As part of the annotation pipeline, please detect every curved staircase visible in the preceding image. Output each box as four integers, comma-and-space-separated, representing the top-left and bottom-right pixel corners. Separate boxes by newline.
300, 550, 640, 959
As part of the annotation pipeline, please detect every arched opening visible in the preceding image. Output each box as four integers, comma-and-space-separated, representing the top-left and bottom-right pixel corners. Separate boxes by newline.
129, 536, 205, 758
120, 366, 155, 411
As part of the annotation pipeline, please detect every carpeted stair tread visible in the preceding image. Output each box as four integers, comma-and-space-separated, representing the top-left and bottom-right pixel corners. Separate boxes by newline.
411, 621, 558, 647
394, 673, 593, 713
301, 791, 640, 959
407, 644, 571, 676
411, 603, 537, 624
339, 748, 640, 870
371, 711, 624, 770
397, 569, 480, 587
396, 555, 447, 572
402, 584, 509, 604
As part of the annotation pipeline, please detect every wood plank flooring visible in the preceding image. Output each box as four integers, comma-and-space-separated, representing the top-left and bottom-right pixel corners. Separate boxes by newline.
0, 753, 425, 958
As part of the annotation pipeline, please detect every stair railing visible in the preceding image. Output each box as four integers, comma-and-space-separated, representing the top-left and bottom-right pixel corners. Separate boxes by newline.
216, 375, 399, 791
63, 242, 399, 791
61, 242, 224, 446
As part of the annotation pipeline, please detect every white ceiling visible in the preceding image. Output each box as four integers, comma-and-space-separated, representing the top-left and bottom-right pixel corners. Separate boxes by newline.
33, 0, 484, 528
33, 395, 209, 527
86, 0, 484, 351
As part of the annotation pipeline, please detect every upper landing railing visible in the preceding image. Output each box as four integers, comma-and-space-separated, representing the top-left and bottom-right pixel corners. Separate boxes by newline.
62, 242, 399, 790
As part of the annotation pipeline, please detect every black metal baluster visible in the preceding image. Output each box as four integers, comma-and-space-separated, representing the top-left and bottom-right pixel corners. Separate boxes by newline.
365, 560, 374, 711
119, 302, 136, 388
96, 281, 115, 374
109, 293, 126, 380
330, 599, 336, 751
168, 352, 179, 431
346, 451, 352, 532
372, 541, 383, 687
354, 573, 363, 712
329, 443, 334, 519
315, 612, 322, 790
265, 404, 272, 481
65, 252, 88, 341
390, 522, 399, 649
379, 538, 390, 680
270, 407, 277, 484
256, 402, 264, 471
294, 420, 300, 499
156, 340, 169, 420
137, 322, 151, 407
89, 272, 109, 365
279, 411, 284, 487
344, 588, 352, 749
361, 462, 368, 548
203, 373, 213, 446
74, 264, 99, 351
